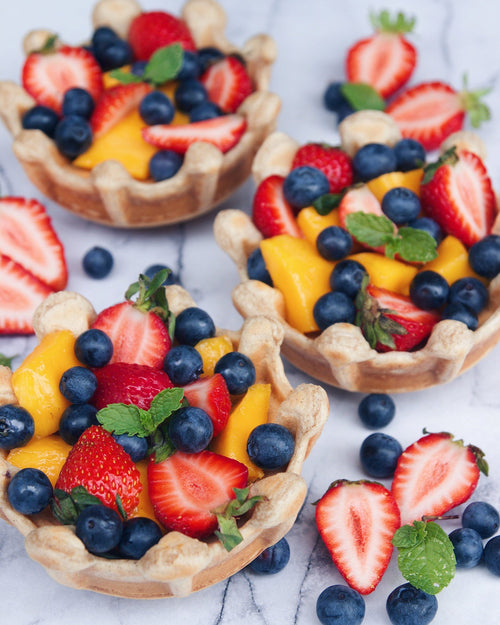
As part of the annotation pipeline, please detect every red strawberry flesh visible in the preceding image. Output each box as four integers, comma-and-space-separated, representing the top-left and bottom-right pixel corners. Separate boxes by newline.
292, 144, 353, 194
200, 56, 253, 113
128, 11, 196, 61
183, 374, 231, 436
252, 175, 302, 238
91, 82, 153, 138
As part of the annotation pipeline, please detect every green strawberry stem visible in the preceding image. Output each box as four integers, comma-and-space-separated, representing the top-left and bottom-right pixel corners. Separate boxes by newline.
214, 487, 264, 551
459, 74, 492, 129
370, 10, 416, 34
125, 269, 172, 324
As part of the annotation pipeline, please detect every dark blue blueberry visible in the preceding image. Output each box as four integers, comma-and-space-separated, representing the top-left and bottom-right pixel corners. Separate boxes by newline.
62, 87, 95, 119
316, 226, 353, 261
59, 366, 98, 404
174, 79, 208, 113
149, 150, 183, 181
168, 406, 213, 453
0, 405, 34, 450
448, 277, 488, 314
59, 404, 99, 445
91, 26, 120, 51
214, 351, 256, 395
247, 423, 295, 470
94, 39, 133, 71
247, 248, 273, 286
7, 468, 53, 515
139, 91, 175, 125
144, 264, 177, 285
336, 100, 355, 123
22, 105, 59, 138
130, 60, 148, 77
484, 535, 500, 576
394, 138, 426, 172
468, 235, 500, 279
113, 433, 148, 462
448, 527, 484, 568
177, 50, 201, 80
75, 504, 123, 555
197, 46, 225, 72
330, 259, 368, 299
382, 187, 421, 225
358, 393, 395, 429
189, 101, 223, 122
442, 302, 478, 331
408, 217, 443, 244
462, 501, 500, 539
82, 246, 114, 279
248, 537, 290, 574
409, 270, 449, 310
323, 82, 347, 113
116, 517, 163, 559
174, 307, 216, 346
163, 344, 203, 386
313, 291, 356, 331
386, 583, 438, 625
75, 328, 113, 367
283, 166, 330, 210
359, 432, 403, 479
316, 585, 365, 625
352, 143, 397, 182
54, 115, 92, 159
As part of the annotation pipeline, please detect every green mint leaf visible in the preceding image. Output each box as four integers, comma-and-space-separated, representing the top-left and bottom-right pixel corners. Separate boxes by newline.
149, 387, 185, 428
139, 408, 155, 435
215, 515, 243, 552
397, 228, 438, 262
115, 493, 127, 521
143, 44, 183, 86
51, 486, 102, 525
341, 83, 386, 111
392, 521, 426, 549
108, 68, 143, 84
37, 34, 58, 54
149, 425, 176, 463
97, 403, 149, 437
312, 192, 345, 216
213, 487, 263, 551
384, 238, 400, 259
0, 352, 15, 367
345, 212, 394, 247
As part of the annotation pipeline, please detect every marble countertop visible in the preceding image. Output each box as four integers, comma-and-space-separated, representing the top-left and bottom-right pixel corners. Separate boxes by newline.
1, 1, 500, 623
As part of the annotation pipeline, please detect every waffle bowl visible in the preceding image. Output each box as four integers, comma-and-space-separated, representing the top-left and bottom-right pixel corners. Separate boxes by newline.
0, 286, 328, 598
214, 131, 500, 394
0, 0, 280, 228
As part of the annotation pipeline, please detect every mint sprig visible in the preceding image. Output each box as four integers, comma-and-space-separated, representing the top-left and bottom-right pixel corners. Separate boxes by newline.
341, 83, 386, 112
51, 486, 102, 525
109, 43, 183, 87
312, 191, 346, 215
125, 269, 175, 336
214, 487, 264, 551
0, 352, 15, 368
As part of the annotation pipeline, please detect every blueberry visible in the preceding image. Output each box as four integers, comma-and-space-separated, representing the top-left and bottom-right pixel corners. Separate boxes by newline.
336, 100, 355, 123
448, 277, 488, 314
442, 302, 478, 330
330, 259, 368, 299
174, 307, 215, 346
94, 39, 133, 71
386, 583, 438, 625
409, 271, 449, 310
163, 344, 203, 386
283, 166, 330, 210
168, 406, 213, 453
247, 423, 295, 470
358, 393, 395, 429
0, 405, 34, 450
75, 328, 113, 367
462, 501, 500, 539
54, 115, 92, 159
177, 50, 201, 80
408, 217, 443, 244
189, 101, 223, 122
382, 187, 421, 225
113, 433, 149, 462
22, 105, 59, 138
130, 60, 148, 77
116, 517, 163, 559
149, 150, 183, 182
59, 366, 98, 404
82, 246, 114, 279
144, 264, 177, 285
484, 535, 500, 576
352, 143, 397, 182
316, 226, 353, 261
247, 248, 273, 286
139, 91, 175, 125
75, 504, 123, 555
394, 138, 426, 172
214, 351, 256, 395
448, 527, 484, 568
313, 291, 356, 331
174, 79, 208, 113
7, 468, 53, 515
62, 87, 95, 119
59, 404, 99, 445
359, 432, 403, 479
91, 26, 120, 51
468, 235, 500, 279
248, 537, 290, 574
316, 585, 365, 625
197, 46, 225, 72
323, 82, 347, 113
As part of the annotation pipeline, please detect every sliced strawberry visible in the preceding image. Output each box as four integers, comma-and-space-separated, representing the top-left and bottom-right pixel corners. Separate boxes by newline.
420, 149, 496, 248
252, 175, 302, 238
128, 11, 196, 61
338, 185, 385, 252
142, 114, 247, 154
0, 254, 54, 335
22, 45, 103, 115
292, 143, 353, 194
183, 373, 231, 436
0, 197, 67, 291
315, 480, 400, 594
392, 431, 487, 526
148, 450, 248, 538
91, 82, 152, 138
200, 56, 254, 113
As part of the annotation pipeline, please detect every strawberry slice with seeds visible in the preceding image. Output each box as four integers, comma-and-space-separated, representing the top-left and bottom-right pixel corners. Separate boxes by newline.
91, 82, 153, 138
292, 143, 353, 194
142, 114, 247, 154
252, 175, 302, 238
315, 479, 400, 594
128, 11, 196, 61
183, 373, 231, 436
392, 431, 488, 526
200, 56, 254, 113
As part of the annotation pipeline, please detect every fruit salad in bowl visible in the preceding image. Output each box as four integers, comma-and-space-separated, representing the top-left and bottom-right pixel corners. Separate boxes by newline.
0, 274, 328, 598
0, 0, 279, 227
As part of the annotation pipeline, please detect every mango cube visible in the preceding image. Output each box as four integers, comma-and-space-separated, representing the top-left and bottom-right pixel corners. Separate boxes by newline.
367, 169, 424, 203
420, 235, 484, 285
7, 435, 71, 487
349, 252, 418, 296
195, 335, 233, 377
296, 206, 341, 247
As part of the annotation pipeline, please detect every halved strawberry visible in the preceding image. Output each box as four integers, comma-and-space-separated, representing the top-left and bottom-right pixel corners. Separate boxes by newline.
183, 373, 231, 436
128, 11, 196, 61
22, 45, 103, 115
142, 114, 247, 154
252, 175, 302, 238
0, 197, 67, 291
200, 56, 253, 113
291, 143, 353, 194
0, 254, 54, 335
148, 450, 248, 538
392, 431, 488, 526
91, 82, 152, 138
315, 479, 400, 594
420, 149, 496, 248
338, 185, 385, 252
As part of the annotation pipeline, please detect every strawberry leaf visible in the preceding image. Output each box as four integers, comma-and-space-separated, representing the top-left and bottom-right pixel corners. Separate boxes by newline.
143, 44, 184, 86
341, 83, 386, 112
97, 403, 150, 437
214, 487, 263, 551
36, 34, 59, 54
422, 147, 458, 185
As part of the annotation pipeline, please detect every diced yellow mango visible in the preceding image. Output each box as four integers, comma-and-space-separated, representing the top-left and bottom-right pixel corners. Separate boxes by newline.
260, 235, 336, 333
195, 335, 233, 377
420, 235, 485, 285
102, 65, 132, 89
129, 459, 159, 522
367, 169, 424, 203
296, 207, 341, 247
11, 330, 82, 439
211, 383, 271, 481
349, 252, 418, 296
7, 435, 71, 487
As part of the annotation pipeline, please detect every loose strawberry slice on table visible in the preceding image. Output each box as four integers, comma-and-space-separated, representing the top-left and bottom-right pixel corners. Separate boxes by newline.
392, 431, 488, 526
200, 56, 254, 113
315, 479, 400, 594
142, 114, 247, 154
91, 82, 153, 138
252, 175, 302, 238
128, 11, 196, 61
183, 373, 231, 437
291, 143, 353, 194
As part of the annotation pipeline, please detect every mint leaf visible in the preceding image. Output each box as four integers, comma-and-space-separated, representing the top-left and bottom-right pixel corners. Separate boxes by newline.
97, 403, 149, 437
149, 424, 176, 463
398, 228, 438, 262
0, 352, 15, 367
149, 387, 184, 428
52, 486, 102, 525
341, 83, 386, 111
345, 212, 394, 247
313, 192, 345, 216
144, 44, 183, 86
108, 68, 143, 84
215, 515, 243, 552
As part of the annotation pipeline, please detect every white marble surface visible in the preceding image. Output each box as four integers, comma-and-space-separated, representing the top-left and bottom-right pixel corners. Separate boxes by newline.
1, 1, 500, 623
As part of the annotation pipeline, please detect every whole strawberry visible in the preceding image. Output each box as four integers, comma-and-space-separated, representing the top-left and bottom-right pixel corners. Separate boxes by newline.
128, 11, 196, 60
291, 144, 353, 194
